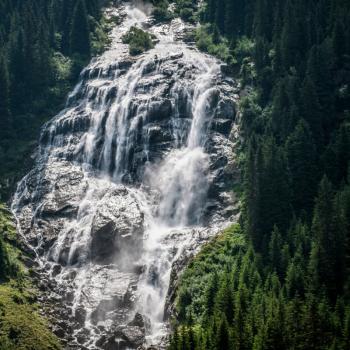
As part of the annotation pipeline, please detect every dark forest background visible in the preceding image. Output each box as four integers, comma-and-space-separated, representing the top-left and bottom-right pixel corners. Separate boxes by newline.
168, 0, 350, 349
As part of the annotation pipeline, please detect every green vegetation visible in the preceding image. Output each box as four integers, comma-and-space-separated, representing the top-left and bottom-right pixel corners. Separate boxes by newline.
170, 0, 350, 349
0, 205, 62, 349
151, 0, 174, 22
173, 0, 198, 22
0, 283, 61, 350
0, 205, 21, 281
151, 0, 199, 23
122, 26, 155, 55
195, 25, 234, 63
171, 221, 350, 349
0, 0, 110, 200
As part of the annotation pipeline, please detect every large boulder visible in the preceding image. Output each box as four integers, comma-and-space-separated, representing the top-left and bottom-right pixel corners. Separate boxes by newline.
90, 186, 144, 263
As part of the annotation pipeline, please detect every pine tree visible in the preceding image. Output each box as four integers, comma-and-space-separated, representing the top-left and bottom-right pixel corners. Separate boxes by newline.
215, 316, 231, 350
310, 176, 346, 300
205, 0, 217, 23
268, 226, 283, 276
205, 272, 219, 316
0, 53, 12, 141
286, 119, 319, 215
61, 0, 74, 54
214, 274, 234, 323
70, 0, 90, 57
259, 138, 291, 245
299, 77, 323, 145
214, 0, 226, 34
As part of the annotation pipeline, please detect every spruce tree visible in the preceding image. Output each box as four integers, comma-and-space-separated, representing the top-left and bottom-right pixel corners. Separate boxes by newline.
70, 0, 90, 57
214, 0, 226, 34
0, 53, 12, 141
286, 119, 319, 215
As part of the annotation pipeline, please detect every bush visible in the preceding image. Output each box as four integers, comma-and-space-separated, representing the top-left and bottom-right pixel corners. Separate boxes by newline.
122, 26, 155, 55
174, 0, 198, 22
152, 0, 173, 22
195, 25, 234, 63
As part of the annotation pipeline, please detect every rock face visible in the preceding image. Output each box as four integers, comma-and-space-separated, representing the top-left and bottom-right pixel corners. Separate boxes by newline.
12, 3, 240, 349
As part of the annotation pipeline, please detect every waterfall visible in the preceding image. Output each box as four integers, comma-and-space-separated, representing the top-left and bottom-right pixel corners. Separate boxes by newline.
12, 2, 238, 349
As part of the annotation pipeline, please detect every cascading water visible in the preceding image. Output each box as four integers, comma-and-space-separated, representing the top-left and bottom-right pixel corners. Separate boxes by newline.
12, 2, 239, 349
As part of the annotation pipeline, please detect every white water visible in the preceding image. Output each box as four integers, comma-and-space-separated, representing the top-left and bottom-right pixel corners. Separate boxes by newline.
12, 2, 236, 348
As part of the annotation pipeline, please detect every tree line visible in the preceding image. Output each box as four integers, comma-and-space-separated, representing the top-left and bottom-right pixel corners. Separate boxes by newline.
170, 0, 350, 349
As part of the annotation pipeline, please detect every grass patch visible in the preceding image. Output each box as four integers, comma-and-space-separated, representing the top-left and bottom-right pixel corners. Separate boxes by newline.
0, 205, 62, 349
0, 282, 61, 350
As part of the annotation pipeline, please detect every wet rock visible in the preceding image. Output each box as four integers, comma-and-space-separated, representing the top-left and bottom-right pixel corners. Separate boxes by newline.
75, 307, 87, 326
128, 312, 146, 329
53, 326, 66, 338
146, 99, 172, 122
146, 125, 173, 144
22, 256, 38, 268
99, 325, 145, 349
90, 186, 144, 262
76, 328, 90, 344
214, 98, 236, 120
211, 119, 233, 136
52, 264, 62, 277
220, 63, 231, 76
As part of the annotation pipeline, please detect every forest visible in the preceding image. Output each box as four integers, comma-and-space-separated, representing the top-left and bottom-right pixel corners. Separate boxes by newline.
0, 0, 349, 349
169, 0, 350, 349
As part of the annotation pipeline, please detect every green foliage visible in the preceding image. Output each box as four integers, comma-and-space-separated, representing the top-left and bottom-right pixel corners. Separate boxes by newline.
122, 26, 155, 55
175, 224, 245, 322
0, 205, 20, 281
195, 25, 233, 63
70, 0, 90, 57
174, 0, 198, 22
171, 0, 350, 349
170, 218, 350, 349
0, 283, 62, 350
151, 0, 174, 22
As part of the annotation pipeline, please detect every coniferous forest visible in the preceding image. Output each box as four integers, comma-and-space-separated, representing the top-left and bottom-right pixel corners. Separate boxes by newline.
169, 0, 350, 349
0, 0, 349, 349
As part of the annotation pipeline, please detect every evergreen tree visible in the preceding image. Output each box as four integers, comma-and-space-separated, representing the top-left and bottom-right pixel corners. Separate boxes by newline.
214, 0, 225, 34
310, 176, 346, 300
268, 226, 283, 277
299, 76, 323, 145
215, 316, 231, 350
70, 0, 90, 56
286, 119, 319, 215
0, 53, 12, 141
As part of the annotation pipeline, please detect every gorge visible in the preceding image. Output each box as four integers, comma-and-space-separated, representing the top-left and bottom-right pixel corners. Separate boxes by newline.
11, 2, 239, 349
